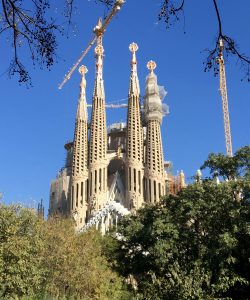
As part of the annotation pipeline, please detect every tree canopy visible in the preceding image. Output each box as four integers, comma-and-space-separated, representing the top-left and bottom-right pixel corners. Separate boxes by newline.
1, 147, 249, 299
106, 146, 250, 299
0, 205, 131, 299
0, 205, 45, 298
201, 145, 250, 180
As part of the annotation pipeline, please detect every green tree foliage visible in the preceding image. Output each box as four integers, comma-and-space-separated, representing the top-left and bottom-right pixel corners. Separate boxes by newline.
41, 217, 130, 300
0, 205, 45, 299
0, 206, 130, 299
201, 146, 250, 180
109, 147, 250, 299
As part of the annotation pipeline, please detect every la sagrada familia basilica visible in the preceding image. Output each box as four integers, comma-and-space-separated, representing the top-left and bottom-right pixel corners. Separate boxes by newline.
49, 37, 185, 231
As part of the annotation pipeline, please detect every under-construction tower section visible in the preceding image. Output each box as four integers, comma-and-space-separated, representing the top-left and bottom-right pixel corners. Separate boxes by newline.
144, 61, 165, 203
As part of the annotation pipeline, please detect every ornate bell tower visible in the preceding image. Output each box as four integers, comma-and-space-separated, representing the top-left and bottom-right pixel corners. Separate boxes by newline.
70, 66, 89, 227
88, 35, 108, 215
144, 61, 165, 203
125, 43, 144, 210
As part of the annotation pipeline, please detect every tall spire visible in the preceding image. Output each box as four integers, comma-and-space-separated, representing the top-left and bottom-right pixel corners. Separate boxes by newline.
144, 61, 165, 203
129, 42, 140, 95
70, 65, 89, 228
77, 65, 88, 120
88, 39, 108, 216
93, 44, 105, 98
125, 42, 144, 210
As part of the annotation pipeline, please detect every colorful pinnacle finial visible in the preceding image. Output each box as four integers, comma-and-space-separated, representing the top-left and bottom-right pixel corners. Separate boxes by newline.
147, 60, 157, 72
77, 65, 88, 121
129, 42, 138, 53
79, 65, 88, 75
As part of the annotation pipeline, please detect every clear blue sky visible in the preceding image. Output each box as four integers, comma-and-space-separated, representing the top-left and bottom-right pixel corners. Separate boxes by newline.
0, 0, 249, 214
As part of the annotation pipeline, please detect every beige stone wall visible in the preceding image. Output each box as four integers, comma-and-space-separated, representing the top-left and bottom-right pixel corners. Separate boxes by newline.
49, 168, 70, 215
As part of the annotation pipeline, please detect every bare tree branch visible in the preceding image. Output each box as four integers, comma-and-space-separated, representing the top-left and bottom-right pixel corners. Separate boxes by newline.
158, 0, 250, 81
0, 0, 116, 84
1, 0, 58, 84
204, 0, 250, 81
158, 0, 185, 28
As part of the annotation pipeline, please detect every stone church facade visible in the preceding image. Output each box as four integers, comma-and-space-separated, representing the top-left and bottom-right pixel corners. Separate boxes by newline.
49, 42, 185, 229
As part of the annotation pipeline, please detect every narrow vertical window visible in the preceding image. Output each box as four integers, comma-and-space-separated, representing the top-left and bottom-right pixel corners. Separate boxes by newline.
134, 169, 136, 192
154, 180, 156, 202
99, 168, 102, 191
138, 171, 141, 193
143, 177, 146, 198
149, 179, 151, 203
95, 170, 97, 193
90, 173, 92, 196
76, 183, 79, 207
129, 167, 131, 191
86, 179, 89, 200
71, 186, 74, 209
81, 182, 83, 196
103, 168, 105, 192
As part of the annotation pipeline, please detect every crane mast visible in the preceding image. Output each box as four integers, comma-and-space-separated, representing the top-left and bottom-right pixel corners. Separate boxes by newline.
218, 38, 233, 157
58, 0, 125, 89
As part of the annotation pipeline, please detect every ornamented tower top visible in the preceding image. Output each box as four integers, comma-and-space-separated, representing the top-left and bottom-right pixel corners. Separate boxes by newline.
129, 42, 140, 95
93, 44, 105, 98
77, 65, 88, 121
144, 60, 163, 124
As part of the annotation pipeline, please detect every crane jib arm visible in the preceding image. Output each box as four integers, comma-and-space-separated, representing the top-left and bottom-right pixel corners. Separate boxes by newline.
58, 0, 125, 89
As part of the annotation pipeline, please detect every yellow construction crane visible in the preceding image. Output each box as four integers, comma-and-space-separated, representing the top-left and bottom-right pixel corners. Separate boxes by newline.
58, 0, 125, 90
217, 38, 233, 157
